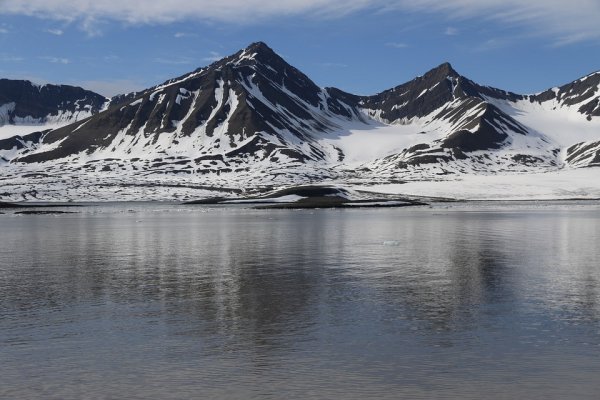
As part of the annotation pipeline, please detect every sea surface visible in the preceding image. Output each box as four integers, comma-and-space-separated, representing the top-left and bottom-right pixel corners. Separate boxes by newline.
1, 202, 600, 399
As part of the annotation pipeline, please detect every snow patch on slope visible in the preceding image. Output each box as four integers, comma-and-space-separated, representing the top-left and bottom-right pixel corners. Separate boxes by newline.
485, 96, 600, 147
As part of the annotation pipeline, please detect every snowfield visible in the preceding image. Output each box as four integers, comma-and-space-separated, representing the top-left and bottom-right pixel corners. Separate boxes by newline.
485, 95, 600, 147
317, 115, 446, 166
0, 125, 49, 140
359, 167, 600, 201
0, 160, 598, 202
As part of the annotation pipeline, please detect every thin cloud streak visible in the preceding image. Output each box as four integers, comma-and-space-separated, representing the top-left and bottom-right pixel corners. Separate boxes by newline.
153, 57, 194, 65
318, 62, 348, 68
386, 42, 409, 48
0, 54, 24, 62
46, 28, 64, 35
174, 32, 197, 38
444, 27, 458, 36
203, 51, 223, 62
1, 1, 600, 44
41, 56, 71, 64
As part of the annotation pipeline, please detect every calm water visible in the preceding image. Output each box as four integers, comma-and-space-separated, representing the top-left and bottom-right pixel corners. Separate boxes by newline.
1, 202, 600, 399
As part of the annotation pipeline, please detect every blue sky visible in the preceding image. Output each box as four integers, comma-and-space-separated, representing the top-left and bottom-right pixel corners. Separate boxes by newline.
1, 0, 599, 97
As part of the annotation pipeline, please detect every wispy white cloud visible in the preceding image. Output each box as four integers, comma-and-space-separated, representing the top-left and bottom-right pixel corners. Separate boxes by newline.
392, 0, 600, 45
174, 32, 197, 38
203, 51, 223, 62
0, 0, 367, 25
46, 28, 64, 35
473, 37, 512, 52
0, 28, 9, 34
444, 27, 458, 36
2, 1, 600, 45
0, 54, 24, 62
103, 54, 121, 62
318, 62, 348, 68
385, 42, 409, 48
80, 17, 104, 37
153, 57, 194, 65
41, 56, 70, 64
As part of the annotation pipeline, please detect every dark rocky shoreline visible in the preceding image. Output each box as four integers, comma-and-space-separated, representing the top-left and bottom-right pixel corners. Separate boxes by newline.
184, 185, 428, 209
0, 201, 81, 214
0, 201, 22, 209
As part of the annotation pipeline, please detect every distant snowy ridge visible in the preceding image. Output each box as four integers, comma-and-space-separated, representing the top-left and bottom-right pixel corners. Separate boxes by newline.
0, 79, 108, 140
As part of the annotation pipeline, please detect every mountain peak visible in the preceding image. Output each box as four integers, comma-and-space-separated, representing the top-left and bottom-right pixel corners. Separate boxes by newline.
232, 41, 279, 62
427, 62, 460, 78
245, 41, 274, 54
216, 41, 284, 69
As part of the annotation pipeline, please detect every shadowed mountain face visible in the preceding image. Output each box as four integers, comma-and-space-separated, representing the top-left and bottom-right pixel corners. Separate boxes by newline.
358, 62, 521, 123
1, 42, 599, 182
531, 72, 600, 119
17, 43, 361, 164
0, 80, 108, 164
0, 79, 107, 124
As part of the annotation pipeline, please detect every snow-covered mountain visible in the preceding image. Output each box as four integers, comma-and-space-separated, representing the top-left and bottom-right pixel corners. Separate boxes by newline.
353, 63, 558, 178
0, 79, 107, 125
14, 43, 361, 167
0, 42, 599, 200
488, 71, 600, 169
0, 79, 108, 164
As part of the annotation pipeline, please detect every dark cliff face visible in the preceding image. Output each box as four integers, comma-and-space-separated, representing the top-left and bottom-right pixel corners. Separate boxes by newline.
0, 79, 107, 123
530, 72, 600, 119
359, 63, 462, 122
352, 63, 529, 157
357, 62, 522, 123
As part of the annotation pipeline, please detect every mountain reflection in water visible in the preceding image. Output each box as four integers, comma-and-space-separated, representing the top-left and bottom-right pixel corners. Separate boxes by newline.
1, 203, 600, 399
